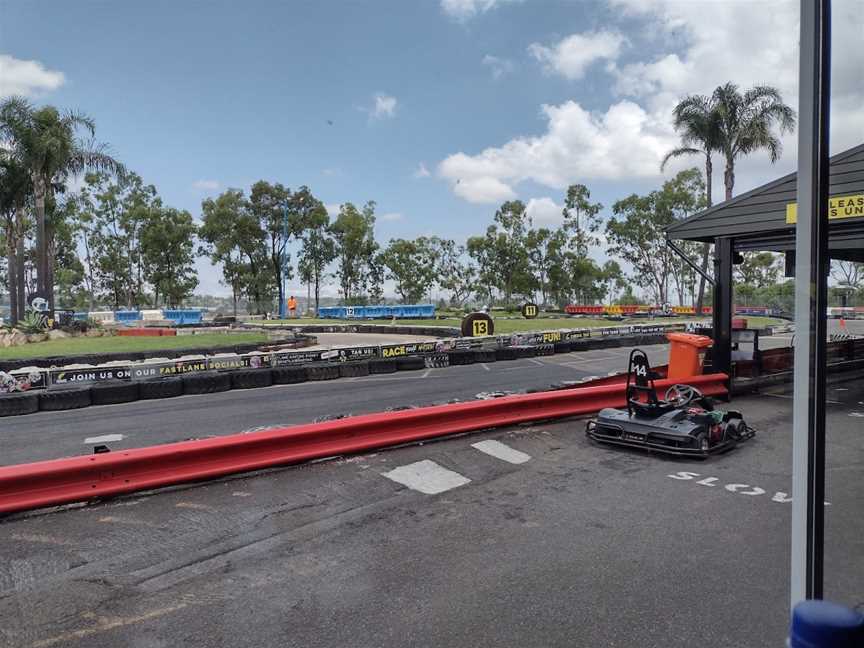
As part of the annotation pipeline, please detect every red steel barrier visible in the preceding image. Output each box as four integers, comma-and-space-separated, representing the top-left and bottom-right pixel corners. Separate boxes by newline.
0, 373, 727, 514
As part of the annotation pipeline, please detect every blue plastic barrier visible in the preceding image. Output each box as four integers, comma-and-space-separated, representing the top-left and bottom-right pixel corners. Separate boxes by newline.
789, 600, 864, 647
73, 312, 89, 321
163, 309, 204, 325
114, 310, 142, 323
316, 304, 435, 320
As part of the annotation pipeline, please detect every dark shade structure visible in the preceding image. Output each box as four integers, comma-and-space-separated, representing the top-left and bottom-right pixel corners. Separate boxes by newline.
668, 143, 864, 261
666, 142, 864, 379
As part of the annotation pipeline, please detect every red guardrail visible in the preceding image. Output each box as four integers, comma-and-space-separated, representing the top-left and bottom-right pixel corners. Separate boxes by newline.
0, 373, 727, 514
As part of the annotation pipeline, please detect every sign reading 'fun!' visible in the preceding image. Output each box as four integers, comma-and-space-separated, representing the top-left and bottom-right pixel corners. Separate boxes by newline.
785, 194, 864, 224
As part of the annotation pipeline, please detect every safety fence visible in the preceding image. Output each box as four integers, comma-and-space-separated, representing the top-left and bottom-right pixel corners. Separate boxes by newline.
0, 372, 728, 514
0, 322, 686, 400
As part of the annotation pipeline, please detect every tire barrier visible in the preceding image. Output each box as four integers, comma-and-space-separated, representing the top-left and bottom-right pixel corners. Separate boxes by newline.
473, 349, 497, 363
495, 347, 519, 361
182, 371, 232, 395
306, 364, 340, 381
368, 359, 398, 374
91, 381, 140, 406
535, 343, 555, 356
447, 350, 475, 366
38, 387, 92, 412
230, 369, 274, 390
0, 372, 729, 514
396, 356, 426, 371
425, 354, 450, 368
0, 392, 39, 417
513, 345, 536, 359
338, 361, 370, 378
139, 377, 184, 400
0, 326, 698, 417
271, 366, 309, 384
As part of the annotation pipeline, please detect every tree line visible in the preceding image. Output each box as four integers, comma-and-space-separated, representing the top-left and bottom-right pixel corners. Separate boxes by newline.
4, 81, 831, 321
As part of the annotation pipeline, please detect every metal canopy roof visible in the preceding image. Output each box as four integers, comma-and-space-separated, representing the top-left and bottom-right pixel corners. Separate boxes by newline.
667, 143, 864, 259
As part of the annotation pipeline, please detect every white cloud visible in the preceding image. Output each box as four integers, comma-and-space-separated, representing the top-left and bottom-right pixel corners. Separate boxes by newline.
528, 31, 625, 80
371, 93, 397, 119
440, 0, 517, 21
482, 55, 514, 80
413, 162, 431, 178
525, 197, 564, 227
439, 100, 673, 202
380, 212, 404, 222
192, 179, 219, 191
441, 0, 864, 205
0, 54, 65, 97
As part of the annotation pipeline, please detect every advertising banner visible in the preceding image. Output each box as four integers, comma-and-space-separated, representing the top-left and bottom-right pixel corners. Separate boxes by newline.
1, 370, 48, 392
332, 346, 379, 362
130, 358, 209, 380
50, 366, 132, 386
272, 350, 325, 366
208, 353, 271, 371
380, 341, 443, 358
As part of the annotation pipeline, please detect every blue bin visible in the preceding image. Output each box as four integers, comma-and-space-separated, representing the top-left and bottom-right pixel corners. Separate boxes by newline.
115, 310, 141, 322
790, 600, 864, 647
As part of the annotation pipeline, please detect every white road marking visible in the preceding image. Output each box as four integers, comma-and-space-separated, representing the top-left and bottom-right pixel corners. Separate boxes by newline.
696, 477, 719, 487
382, 460, 471, 495
480, 363, 490, 371
420, 369, 431, 378
849, 412, 864, 418
528, 358, 544, 366
772, 492, 793, 503
471, 439, 531, 464
84, 434, 124, 444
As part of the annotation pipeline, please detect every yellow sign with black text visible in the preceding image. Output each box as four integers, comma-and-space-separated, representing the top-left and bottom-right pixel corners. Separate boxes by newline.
786, 194, 864, 224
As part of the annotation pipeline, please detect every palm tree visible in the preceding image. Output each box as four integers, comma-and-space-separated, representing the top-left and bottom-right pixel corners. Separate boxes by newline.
0, 96, 125, 310
661, 93, 720, 315
0, 158, 30, 323
711, 83, 796, 200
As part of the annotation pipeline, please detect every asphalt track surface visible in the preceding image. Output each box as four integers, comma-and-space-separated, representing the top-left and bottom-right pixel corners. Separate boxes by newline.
0, 344, 672, 467
0, 333, 861, 648
0, 376, 861, 647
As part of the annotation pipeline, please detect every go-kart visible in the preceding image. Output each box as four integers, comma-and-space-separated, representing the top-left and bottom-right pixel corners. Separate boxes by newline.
585, 349, 754, 458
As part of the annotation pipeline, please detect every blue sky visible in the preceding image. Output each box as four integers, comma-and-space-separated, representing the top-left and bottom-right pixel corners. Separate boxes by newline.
1, 0, 861, 295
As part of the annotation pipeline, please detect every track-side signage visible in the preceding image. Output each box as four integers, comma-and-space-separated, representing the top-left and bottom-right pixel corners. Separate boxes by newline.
51, 366, 132, 386
786, 194, 864, 224
521, 303, 539, 319
380, 341, 439, 358
461, 312, 494, 337
272, 350, 325, 366
208, 354, 271, 371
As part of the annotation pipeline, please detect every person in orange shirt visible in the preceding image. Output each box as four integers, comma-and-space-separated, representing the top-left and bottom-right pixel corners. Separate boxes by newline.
287, 295, 297, 318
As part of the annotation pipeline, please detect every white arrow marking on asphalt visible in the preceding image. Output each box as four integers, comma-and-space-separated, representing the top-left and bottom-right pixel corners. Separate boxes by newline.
668, 471, 700, 480
471, 439, 531, 464
772, 492, 793, 503
84, 434, 124, 444
696, 477, 719, 486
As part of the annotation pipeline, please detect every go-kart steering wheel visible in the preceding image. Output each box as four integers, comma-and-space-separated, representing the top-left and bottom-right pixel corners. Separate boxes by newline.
664, 384, 703, 408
